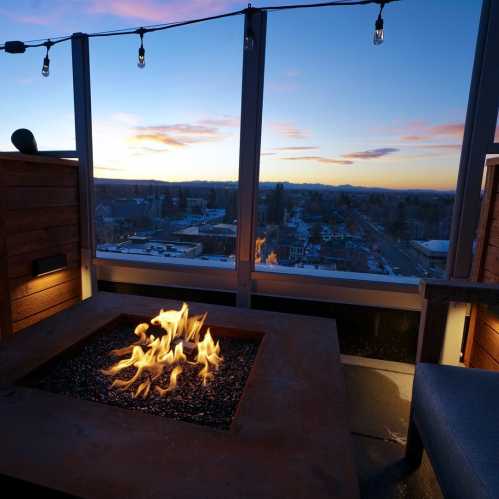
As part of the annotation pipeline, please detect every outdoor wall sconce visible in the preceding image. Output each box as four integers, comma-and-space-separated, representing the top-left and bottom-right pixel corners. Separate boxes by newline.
32, 254, 68, 277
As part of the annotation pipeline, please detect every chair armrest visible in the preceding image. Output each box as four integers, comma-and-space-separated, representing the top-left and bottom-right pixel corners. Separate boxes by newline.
420, 279, 499, 305
416, 279, 499, 364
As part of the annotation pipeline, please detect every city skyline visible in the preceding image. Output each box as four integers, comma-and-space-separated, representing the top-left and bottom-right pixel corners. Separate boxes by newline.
0, 0, 487, 190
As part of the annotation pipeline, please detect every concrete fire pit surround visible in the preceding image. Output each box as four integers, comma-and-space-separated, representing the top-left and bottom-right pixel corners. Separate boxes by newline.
0, 292, 359, 498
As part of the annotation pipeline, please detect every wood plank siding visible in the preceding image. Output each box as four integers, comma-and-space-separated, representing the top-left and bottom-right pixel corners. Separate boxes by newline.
464, 157, 499, 370
0, 153, 82, 338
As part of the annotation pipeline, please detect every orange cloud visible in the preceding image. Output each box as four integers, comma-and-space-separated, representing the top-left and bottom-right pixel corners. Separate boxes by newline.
282, 156, 353, 166
137, 124, 221, 141
128, 117, 237, 152
130, 133, 185, 147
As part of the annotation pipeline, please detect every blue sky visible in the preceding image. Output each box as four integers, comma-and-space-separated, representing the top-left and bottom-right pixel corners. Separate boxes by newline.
0, 0, 484, 189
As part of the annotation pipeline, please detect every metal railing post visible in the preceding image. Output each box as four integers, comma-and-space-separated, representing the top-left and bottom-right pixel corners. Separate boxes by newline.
72, 33, 96, 299
235, 8, 267, 308
447, 0, 499, 279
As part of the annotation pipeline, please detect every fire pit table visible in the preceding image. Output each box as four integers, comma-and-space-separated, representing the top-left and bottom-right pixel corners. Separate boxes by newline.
0, 292, 359, 498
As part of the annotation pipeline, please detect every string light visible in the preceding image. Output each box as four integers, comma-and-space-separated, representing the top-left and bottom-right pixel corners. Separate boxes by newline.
41, 40, 53, 77
0, 0, 398, 73
137, 28, 146, 68
373, 2, 385, 46
244, 4, 255, 51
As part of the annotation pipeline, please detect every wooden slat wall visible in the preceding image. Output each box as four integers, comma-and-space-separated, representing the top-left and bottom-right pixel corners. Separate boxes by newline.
0, 163, 12, 338
0, 153, 82, 339
465, 157, 499, 370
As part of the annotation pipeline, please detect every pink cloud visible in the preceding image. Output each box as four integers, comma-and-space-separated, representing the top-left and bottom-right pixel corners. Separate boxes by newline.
86, 0, 240, 23
0, 6, 65, 25
129, 116, 238, 152
137, 124, 221, 141
269, 121, 309, 140
416, 144, 462, 151
198, 116, 240, 128
427, 122, 465, 137
400, 121, 464, 141
342, 148, 399, 160
273, 146, 319, 152
282, 156, 353, 166
400, 135, 430, 142
129, 133, 185, 147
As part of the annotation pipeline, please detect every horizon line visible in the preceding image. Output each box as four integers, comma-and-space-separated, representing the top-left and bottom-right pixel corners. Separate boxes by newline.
94, 177, 457, 193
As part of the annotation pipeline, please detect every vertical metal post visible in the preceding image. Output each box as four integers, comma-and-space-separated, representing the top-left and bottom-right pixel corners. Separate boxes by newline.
72, 33, 96, 299
447, 0, 499, 279
236, 9, 267, 308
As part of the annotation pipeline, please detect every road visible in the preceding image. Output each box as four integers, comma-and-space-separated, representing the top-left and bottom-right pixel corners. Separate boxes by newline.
353, 210, 426, 277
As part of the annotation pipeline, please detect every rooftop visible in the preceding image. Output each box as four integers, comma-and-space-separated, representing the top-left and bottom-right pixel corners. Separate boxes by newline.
411, 240, 449, 258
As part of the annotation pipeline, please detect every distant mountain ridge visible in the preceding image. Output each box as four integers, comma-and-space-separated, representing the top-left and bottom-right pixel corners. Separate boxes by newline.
94, 177, 454, 194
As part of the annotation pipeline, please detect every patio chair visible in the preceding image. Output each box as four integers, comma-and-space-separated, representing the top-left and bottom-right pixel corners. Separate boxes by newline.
406, 279, 499, 499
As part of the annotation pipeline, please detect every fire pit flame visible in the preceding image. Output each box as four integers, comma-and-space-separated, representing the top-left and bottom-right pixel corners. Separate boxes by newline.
102, 303, 223, 398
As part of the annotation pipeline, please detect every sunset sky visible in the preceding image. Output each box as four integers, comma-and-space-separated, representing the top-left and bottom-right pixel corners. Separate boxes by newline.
0, 0, 485, 190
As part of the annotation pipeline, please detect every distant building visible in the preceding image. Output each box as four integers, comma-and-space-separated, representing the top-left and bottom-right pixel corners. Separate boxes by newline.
174, 223, 237, 255
321, 225, 333, 242
98, 236, 203, 259
277, 227, 305, 264
111, 198, 148, 219
411, 239, 449, 271
186, 197, 208, 212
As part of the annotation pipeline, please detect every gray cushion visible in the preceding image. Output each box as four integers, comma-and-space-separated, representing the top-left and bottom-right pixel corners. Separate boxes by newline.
413, 363, 499, 499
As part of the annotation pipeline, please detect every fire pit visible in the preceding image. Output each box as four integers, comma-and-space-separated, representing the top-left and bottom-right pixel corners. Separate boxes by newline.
25, 306, 260, 430
0, 292, 359, 498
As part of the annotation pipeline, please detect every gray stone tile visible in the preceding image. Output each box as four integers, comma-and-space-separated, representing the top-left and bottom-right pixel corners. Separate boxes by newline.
344, 362, 442, 498
344, 364, 413, 441
353, 435, 443, 499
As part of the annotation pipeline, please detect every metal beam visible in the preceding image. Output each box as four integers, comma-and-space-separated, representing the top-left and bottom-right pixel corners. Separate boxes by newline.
0, 150, 79, 158
72, 33, 96, 299
236, 9, 267, 308
447, 0, 499, 279
37, 150, 79, 158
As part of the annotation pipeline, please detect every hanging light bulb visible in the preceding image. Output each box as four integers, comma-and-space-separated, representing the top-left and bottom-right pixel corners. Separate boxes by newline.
41, 40, 53, 77
244, 26, 255, 51
244, 4, 255, 51
137, 29, 146, 68
373, 3, 385, 45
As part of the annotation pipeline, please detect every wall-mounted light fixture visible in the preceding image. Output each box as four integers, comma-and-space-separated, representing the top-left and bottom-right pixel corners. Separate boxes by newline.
32, 254, 68, 277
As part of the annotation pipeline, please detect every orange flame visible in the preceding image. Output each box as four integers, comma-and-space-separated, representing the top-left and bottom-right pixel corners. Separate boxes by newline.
255, 236, 266, 264
266, 250, 278, 265
102, 303, 223, 398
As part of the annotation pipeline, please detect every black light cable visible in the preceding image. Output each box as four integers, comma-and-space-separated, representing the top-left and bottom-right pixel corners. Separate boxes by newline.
0, 0, 399, 75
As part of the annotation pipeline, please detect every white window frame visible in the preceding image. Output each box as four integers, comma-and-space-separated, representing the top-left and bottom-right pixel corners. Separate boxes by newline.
3, 2, 497, 312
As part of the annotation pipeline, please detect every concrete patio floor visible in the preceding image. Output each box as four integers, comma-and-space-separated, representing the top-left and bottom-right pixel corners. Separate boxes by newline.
342, 356, 443, 499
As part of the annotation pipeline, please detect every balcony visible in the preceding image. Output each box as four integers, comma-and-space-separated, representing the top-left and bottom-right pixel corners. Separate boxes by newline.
1, 0, 499, 498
